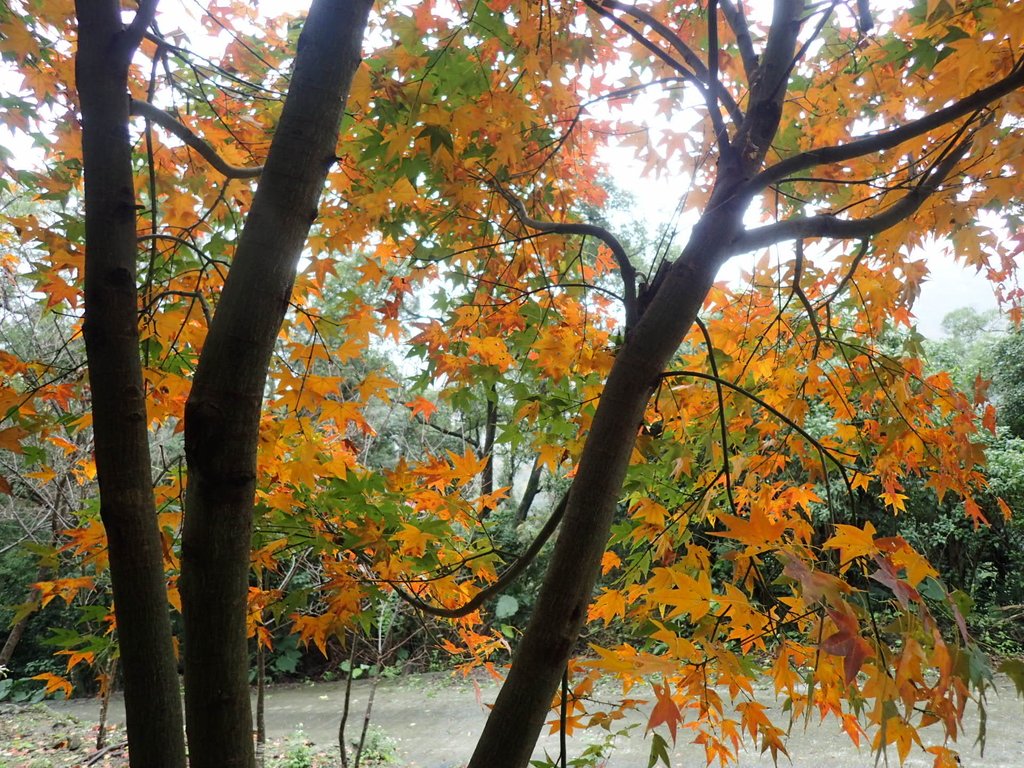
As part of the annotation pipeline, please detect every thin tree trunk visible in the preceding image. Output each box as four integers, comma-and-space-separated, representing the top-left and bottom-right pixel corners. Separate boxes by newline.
96, 657, 118, 751
338, 637, 357, 768
178, 3, 373, 766
466, 243, 724, 768
75, 3, 186, 767
513, 458, 543, 525
479, 388, 497, 514
3, 479, 62, 671
255, 640, 266, 768
0, 614, 27, 669
352, 674, 380, 768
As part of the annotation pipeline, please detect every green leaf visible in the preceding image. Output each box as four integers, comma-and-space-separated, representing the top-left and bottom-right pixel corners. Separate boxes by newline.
647, 732, 671, 768
495, 594, 519, 620
998, 658, 1024, 700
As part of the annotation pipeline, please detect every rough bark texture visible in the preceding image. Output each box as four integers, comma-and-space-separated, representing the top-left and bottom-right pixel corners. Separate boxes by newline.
75, 3, 187, 767
178, 2, 373, 766
467, 2, 806, 765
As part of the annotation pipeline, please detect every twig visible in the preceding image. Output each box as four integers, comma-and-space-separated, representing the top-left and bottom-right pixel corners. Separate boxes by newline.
694, 317, 737, 515
791, 239, 822, 357
84, 740, 128, 766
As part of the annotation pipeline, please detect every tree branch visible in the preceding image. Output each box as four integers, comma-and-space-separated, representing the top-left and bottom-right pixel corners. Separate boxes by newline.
583, 0, 695, 82
143, 289, 213, 325
743, 61, 1024, 196
694, 317, 737, 514
791, 239, 822, 357
730, 134, 972, 255
491, 181, 639, 332
387, 492, 568, 618
660, 369, 855, 487
706, 0, 732, 150
719, 0, 758, 80
594, 0, 744, 126
817, 238, 868, 308
733, 0, 805, 169
130, 98, 264, 179
121, 0, 159, 57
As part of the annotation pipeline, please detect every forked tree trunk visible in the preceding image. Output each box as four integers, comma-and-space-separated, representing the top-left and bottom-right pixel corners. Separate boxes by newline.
467, 0, 808, 761
178, 2, 373, 766
465, 215, 732, 768
75, 3, 186, 767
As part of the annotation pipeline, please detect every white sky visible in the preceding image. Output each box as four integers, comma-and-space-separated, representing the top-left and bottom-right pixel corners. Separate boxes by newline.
598, 144, 999, 339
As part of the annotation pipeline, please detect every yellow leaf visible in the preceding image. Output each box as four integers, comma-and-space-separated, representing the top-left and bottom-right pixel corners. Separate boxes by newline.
395, 523, 434, 557
824, 522, 879, 568
32, 672, 72, 699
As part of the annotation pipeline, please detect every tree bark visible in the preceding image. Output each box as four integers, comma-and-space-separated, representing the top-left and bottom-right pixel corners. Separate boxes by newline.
513, 458, 543, 525
0, 611, 28, 669
465, 215, 733, 768
467, 2, 807, 763
75, 3, 187, 767
178, 2, 373, 766
480, 389, 497, 515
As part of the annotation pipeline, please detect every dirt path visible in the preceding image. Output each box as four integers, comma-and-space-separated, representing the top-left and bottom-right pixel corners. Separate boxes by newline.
50, 673, 1023, 767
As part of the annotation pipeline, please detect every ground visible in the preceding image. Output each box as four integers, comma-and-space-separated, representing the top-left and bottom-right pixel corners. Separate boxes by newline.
0, 704, 341, 768
0, 703, 124, 768
3, 672, 1021, 767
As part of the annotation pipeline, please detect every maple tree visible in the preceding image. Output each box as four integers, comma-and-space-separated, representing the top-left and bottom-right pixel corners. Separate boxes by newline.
1, 0, 1024, 767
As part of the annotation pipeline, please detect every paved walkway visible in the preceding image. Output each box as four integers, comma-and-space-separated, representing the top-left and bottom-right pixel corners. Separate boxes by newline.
50, 672, 1024, 767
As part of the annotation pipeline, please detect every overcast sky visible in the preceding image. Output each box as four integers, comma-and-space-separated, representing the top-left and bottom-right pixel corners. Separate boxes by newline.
599, 144, 999, 340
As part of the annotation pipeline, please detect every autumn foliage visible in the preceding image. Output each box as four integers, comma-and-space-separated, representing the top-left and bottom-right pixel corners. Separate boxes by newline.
1, 0, 1024, 767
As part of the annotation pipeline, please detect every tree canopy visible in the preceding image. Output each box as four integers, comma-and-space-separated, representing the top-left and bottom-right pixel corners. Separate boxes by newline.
1, 1, 1024, 767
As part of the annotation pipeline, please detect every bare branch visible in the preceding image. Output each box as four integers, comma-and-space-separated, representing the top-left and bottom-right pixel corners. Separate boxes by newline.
730, 135, 971, 254
743, 62, 1024, 196
490, 180, 639, 331
122, 0, 159, 56
594, 0, 744, 126
583, 0, 695, 81
719, 0, 758, 80
387, 493, 567, 618
130, 98, 264, 179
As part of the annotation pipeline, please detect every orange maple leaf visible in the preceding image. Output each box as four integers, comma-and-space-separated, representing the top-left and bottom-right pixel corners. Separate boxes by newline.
406, 396, 438, 421
646, 682, 683, 742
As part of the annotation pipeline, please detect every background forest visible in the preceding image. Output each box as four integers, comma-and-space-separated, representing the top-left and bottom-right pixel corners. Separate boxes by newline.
2, 1, 1024, 768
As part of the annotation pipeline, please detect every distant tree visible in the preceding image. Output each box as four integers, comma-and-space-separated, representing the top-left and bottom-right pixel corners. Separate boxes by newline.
993, 330, 1024, 439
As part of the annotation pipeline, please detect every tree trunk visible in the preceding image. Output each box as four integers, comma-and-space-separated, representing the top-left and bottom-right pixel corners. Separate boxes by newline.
513, 458, 543, 525
480, 390, 498, 515
0, 612, 28, 669
465, 6, 807, 762
466, 223, 729, 768
178, 2, 373, 766
75, 4, 186, 767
